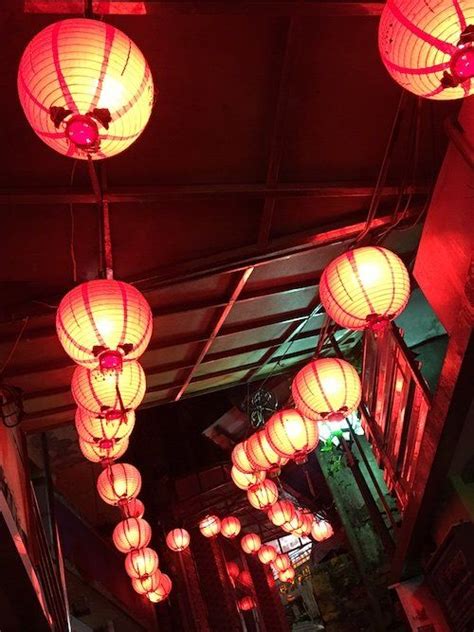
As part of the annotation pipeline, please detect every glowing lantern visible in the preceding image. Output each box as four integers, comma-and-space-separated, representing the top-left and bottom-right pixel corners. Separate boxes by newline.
238, 571, 254, 590
71, 361, 146, 418
378, 0, 474, 100
147, 574, 172, 603
265, 409, 319, 463
226, 561, 240, 582
231, 442, 255, 474
320, 247, 410, 331
292, 359, 361, 422
241, 533, 261, 554
78, 436, 128, 464
246, 431, 288, 475
279, 567, 295, 583
273, 553, 291, 572
198, 515, 221, 538
113, 517, 151, 553
122, 498, 145, 519
311, 519, 334, 542
295, 512, 314, 537
231, 465, 265, 491
166, 529, 190, 552
238, 596, 256, 611
247, 480, 278, 511
281, 509, 303, 534
132, 570, 162, 595
221, 517, 241, 539
75, 407, 135, 445
96, 463, 141, 506
18, 18, 154, 159
258, 544, 277, 565
124, 547, 159, 579
267, 500, 296, 527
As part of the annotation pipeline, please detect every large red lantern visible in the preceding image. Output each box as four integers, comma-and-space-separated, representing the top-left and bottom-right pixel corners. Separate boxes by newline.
147, 574, 173, 603
311, 519, 334, 542
75, 407, 135, 445
247, 480, 278, 511
379, 0, 474, 100
230, 465, 265, 491
132, 570, 162, 595
113, 517, 151, 553
279, 567, 295, 583
72, 361, 146, 418
221, 516, 241, 539
265, 409, 318, 463
122, 498, 145, 519
258, 544, 277, 565
238, 596, 256, 611
273, 553, 291, 572
124, 547, 159, 579
231, 442, 255, 474
198, 515, 221, 538
246, 431, 288, 475
18, 19, 154, 159
241, 533, 261, 554
96, 463, 141, 506
166, 528, 190, 552
267, 500, 296, 527
292, 359, 361, 422
320, 247, 410, 331
78, 436, 128, 464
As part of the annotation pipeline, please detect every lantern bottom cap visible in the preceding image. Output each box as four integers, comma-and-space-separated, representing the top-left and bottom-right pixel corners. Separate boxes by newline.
65, 114, 99, 151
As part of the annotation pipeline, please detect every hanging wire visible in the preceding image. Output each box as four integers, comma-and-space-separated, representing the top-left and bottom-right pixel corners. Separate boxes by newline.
69, 160, 79, 283
0, 317, 29, 377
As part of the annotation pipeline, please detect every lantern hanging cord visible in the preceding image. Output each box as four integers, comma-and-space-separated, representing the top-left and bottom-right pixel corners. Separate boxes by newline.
87, 156, 114, 279
0, 317, 29, 377
69, 160, 78, 283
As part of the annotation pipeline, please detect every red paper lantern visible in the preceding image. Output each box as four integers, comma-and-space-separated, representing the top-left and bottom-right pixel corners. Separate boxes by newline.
132, 570, 162, 595
96, 463, 141, 506
281, 509, 303, 534
198, 515, 221, 538
166, 528, 190, 552
230, 465, 265, 491
231, 442, 255, 474
292, 359, 361, 422
122, 498, 145, 519
294, 511, 314, 537
320, 247, 410, 331
18, 19, 154, 159
125, 547, 159, 579
311, 519, 334, 542
279, 567, 295, 583
258, 544, 277, 565
265, 409, 318, 463
78, 436, 128, 464
72, 361, 146, 418
267, 500, 296, 527
147, 574, 173, 603
238, 596, 256, 611
75, 407, 135, 445
113, 517, 151, 553
378, 0, 474, 100
226, 561, 240, 581
241, 533, 261, 554
246, 431, 287, 475
247, 480, 278, 511
221, 516, 241, 539
273, 553, 291, 572
238, 570, 253, 590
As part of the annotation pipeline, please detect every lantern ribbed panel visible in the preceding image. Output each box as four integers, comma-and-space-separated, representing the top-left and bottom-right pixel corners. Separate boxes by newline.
147, 574, 172, 602
166, 528, 190, 551
267, 500, 296, 527
221, 516, 241, 539
96, 463, 141, 506
247, 479, 279, 511
281, 510, 303, 534
132, 570, 162, 595
311, 519, 334, 542
18, 19, 154, 159
246, 431, 284, 472
378, 0, 474, 100
265, 409, 319, 461
124, 547, 159, 579
279, 567, 295, 583
273, 553, 291, 572
79, 436, 128, 463
72, 361, 146, 416
113, 517, 151, 553
297, 512, 314, 536
56, 280, 153, 368
258, 545, 277, 565
238, 596, 256, 611
292, 359, 361, 422
230, 465, 265, 491
320, 247, 410, 330
75, 407, 135, 444
123, 497, 145, 519
241, 533, 261, 554
198, 515, 221, 538
231, 442, 255, 474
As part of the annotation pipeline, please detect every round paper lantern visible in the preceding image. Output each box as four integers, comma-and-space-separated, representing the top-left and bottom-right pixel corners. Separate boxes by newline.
132, 570, 162, 595
246, 431, 287, 475
147, 574, 172, 603
378, 0, 474, 100
231, 442, 255, 474
71, 361, 146, 418
311, 519, 334, 542
295, 512, 314, 537
238, 596, 256, 611
273, 553, 291, 573
113, 517, 151, 553
258, 544, 277, 565
265, 409, 319, 463
125, 547, 159, 579
238, 570, 253, 590
221, 516, 241, 539
166, 528, 190, 552
97, 463, 141, 506
75, 407, 135, 445
281, 509, 303, 534
279, 567, 295, 583
198, 515, 221, 538
320, 247, 410, 331
247, 480, 278, 511
241, 533, 261, 554
292, 359, 361, 422
122, 498, 145, 519
230, 465, 265, 491
56, 280, 153, 370
78, 436, 128, 464
267, 500, 296, 527
226, 561, 240, 581
18, 18, 154, 159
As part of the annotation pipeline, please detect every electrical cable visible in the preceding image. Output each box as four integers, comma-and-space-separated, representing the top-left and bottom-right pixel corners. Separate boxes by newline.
69, 160, 78, 282
0, 317, 29, 377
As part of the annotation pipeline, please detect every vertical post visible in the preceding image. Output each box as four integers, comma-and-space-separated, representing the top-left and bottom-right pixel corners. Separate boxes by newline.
246, 555, 289, 632
40, 433, 59, 563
